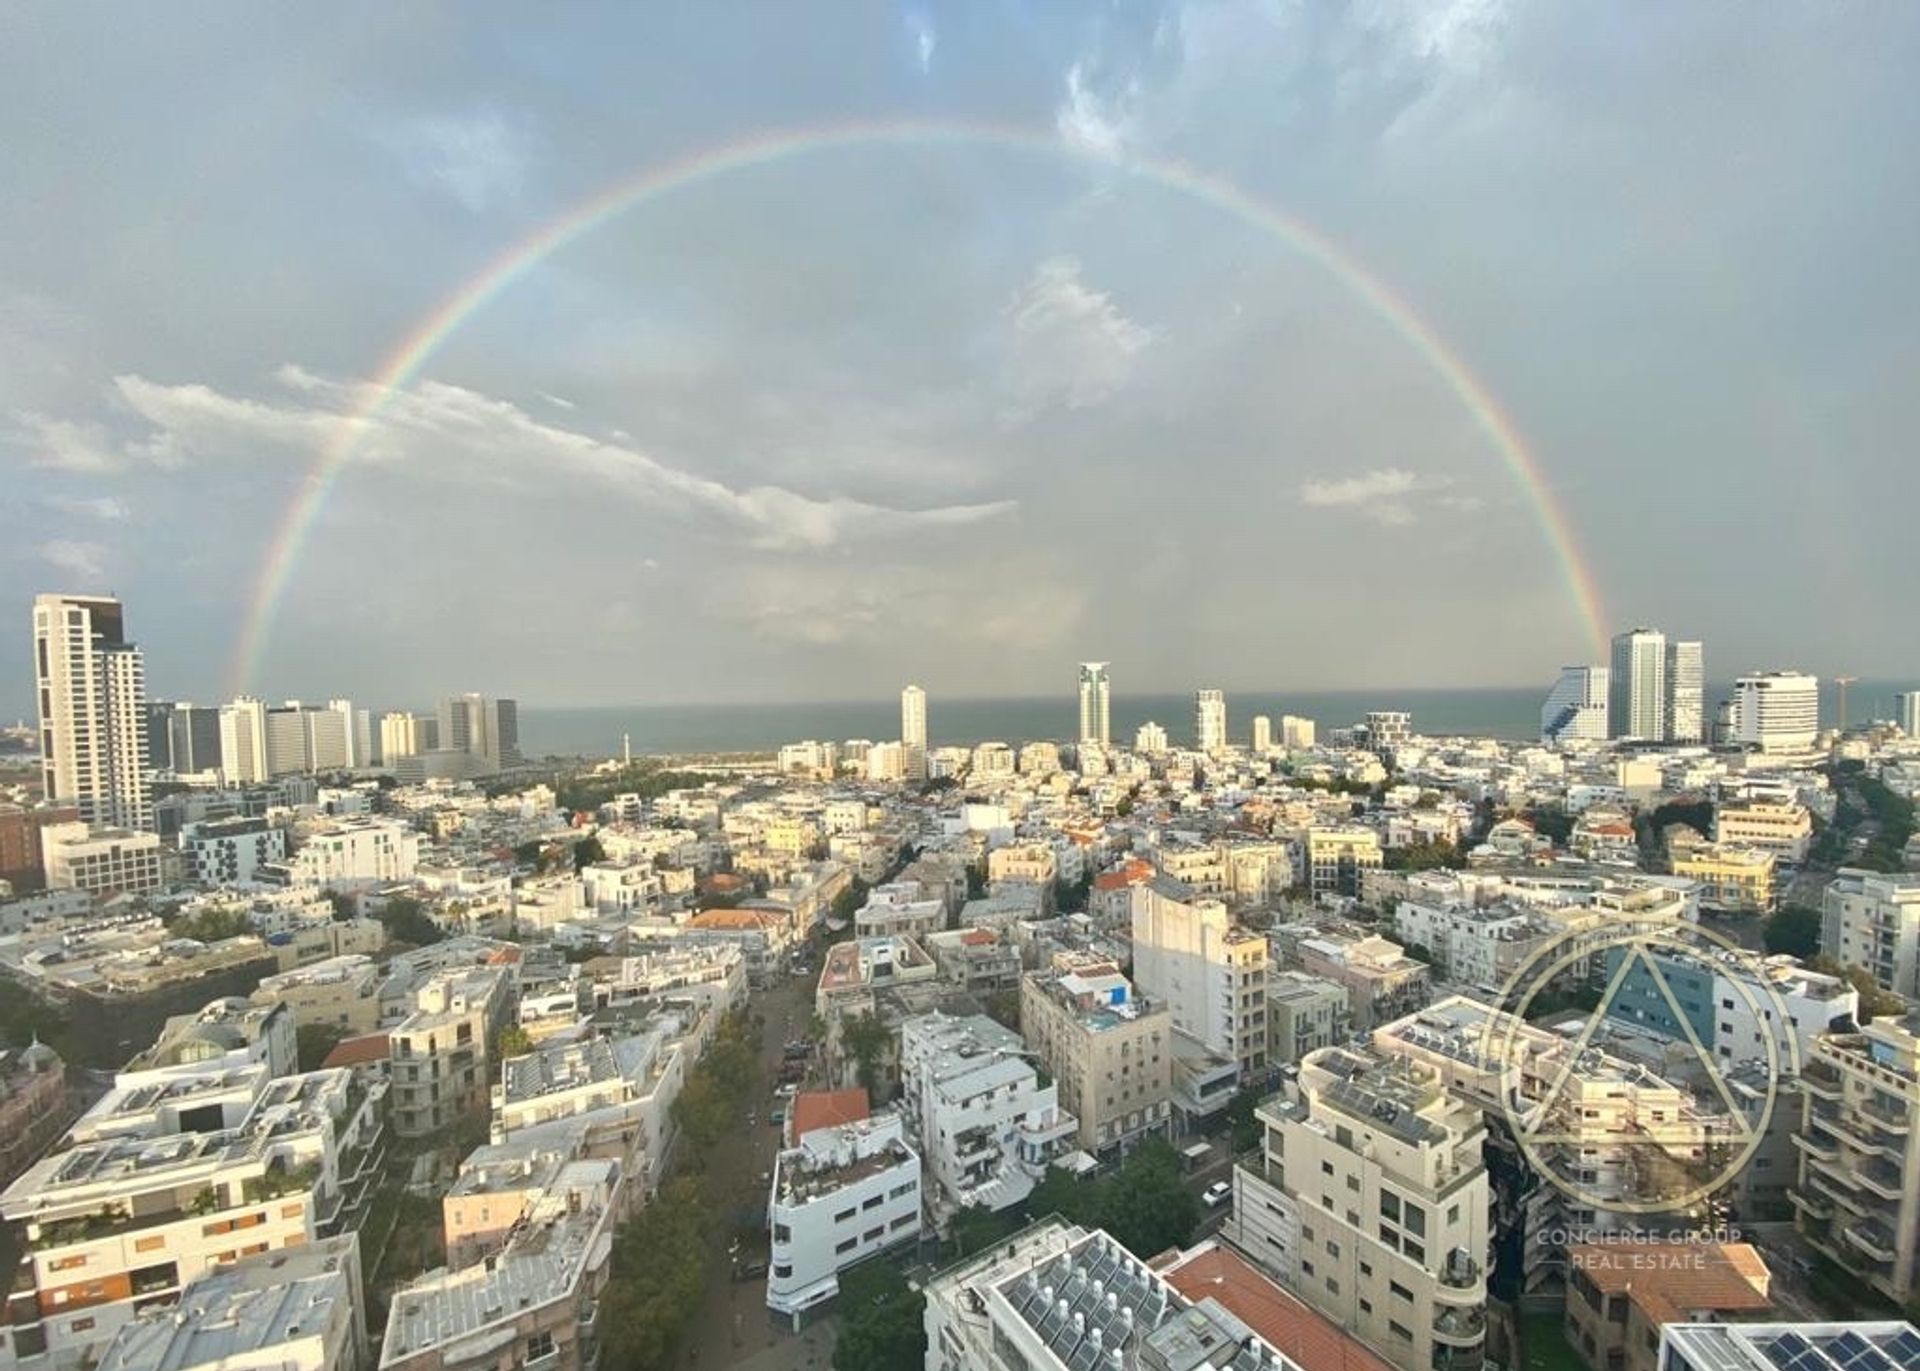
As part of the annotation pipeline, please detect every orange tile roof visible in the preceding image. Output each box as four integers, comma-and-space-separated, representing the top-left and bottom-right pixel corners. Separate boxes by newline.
960, 929, 999, 946
1159, 1245, 1396, 1371
688, 907, 784, 931
1093, 859, 1155, 891
1567, 1241, 1771, 1328
790, 1088, 869, 1142
321, 1033, 391, 1068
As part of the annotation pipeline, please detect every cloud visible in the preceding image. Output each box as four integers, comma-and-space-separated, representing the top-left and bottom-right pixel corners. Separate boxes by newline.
44, 494, 129, 520
906, 11, 935, 73
1056, 60, 1137, 159
537, 391, 577, 411
705, 561, 1086, 650
385, 110, 529, 212
1300, 467, 1425, 525
84, 369, 1015, 552
1004, 256, 1151, 411
8, 413, 121, 471
37, 539, 108, 581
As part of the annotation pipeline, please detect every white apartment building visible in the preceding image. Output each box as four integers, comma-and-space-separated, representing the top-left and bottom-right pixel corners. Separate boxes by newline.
901, 684, 928, 780
180, 817, 287, 887
1134, 721, 1169, 754
852, 882, 943, 939
38, 822, 163, 896
286, 820, 420, 889
1734, 672, 1821, 754
924, 1218, 1297, 1371
1019, 967, 1172, 1158
1899, 692, 1920, 739
1282, 715, 1317, 750
1130, 878, 1269, 1079
388, 967, 515, 1138
1610, 628, 1668, 741
492, 1024, 689, 1195
1231, 1040, 1491, 1371
0, 1063, 383, 1371
1822, 869, 1920, 999
1195, 689, 1228, 755
898, 1012, 1076, 1219
1267, 971, 1349, 1064
1714, 800, 1814, 862
94, 1233, 367, 1371
33, 594, 152, 833
382, 1159, 617, 1371
1252, 714, 1273, 754
1541, 665, 1610, 744
1392, 899, 1553, 995
765, 1111, 921, 1325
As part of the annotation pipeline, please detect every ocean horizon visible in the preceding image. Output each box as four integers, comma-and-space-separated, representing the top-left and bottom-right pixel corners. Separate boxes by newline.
516, 679, 1907, 759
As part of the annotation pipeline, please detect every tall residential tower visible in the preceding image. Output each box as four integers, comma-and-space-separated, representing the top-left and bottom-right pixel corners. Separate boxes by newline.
32, 593, 152, 831
1666, 640, 1705, 743
900, 684, 927, 780
1194, 688, 1226, 755
1609, 627, 1667, 740
1077, 662, 1111, 750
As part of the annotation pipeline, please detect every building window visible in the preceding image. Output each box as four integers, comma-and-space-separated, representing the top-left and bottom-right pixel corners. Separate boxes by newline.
835, 1238, 857, 1255
1390, 1321, 1412, 1342
1380, 1192, 1400, 1222
834, 1208, 856, 1224
1390, 1281, 1413, 1302
1321, 1161, 1334, 1177
862, 1195, 883, 1210
1403, 1202, 1425, 1237
526, 1332, 555, 1362
773, 1264, 792, 1278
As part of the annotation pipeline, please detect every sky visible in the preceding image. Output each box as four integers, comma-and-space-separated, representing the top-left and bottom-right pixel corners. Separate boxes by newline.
3, 2, 1917, 713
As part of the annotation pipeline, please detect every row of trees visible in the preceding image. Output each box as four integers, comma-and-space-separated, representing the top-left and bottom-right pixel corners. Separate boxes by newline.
554, 761, 713, 815
667, 1009, 760, 1154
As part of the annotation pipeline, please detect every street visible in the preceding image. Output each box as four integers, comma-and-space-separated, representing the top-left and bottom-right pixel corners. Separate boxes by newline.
672, 966, 835, 1371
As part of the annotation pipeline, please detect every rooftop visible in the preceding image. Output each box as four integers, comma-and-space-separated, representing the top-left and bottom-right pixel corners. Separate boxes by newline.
789, 1088, 869, 1142
1568, 1241, 1770, 1327
1158, 1243, 1393, 1371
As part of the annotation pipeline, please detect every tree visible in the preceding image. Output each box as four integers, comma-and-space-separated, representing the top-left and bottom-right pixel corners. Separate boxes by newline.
830, 877, 871, 925
947, 1204, 1020, 1258
1097, 1139, 1199, 1259
833, 1259, 926, 1371
1224, 1087, 1264, 1154
377, 896, 444, 947
1764, 906, 1823, 958
170, 905, 251, 942
1384, 840, 1463, 873
1810, 957, 1908, 1022
1403, 942, 1436, 966
840, 1012, 891, 1099
572, 835, 606, 871
1054, 872, 1092, 914
1527, 806, 1575, 845
599, 1174, 711, 1371
296, 1023, 347, 1072
493, 1025, 533, 1060
512, 840, 545, 866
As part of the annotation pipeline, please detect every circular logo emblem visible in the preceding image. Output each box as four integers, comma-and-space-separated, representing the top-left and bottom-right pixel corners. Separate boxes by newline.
1479, 919, 1792, 1215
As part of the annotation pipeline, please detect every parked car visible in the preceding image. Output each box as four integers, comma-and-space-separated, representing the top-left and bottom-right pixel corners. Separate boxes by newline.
1202, 1181, 1232, 1207
733, 1258, 768, 1282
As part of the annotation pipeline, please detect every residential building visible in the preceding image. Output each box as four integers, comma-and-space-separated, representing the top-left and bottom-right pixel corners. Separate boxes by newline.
218, 697, 269, 785
1293, 933, 1431, 1033
1822, 870, 1920, 998
0, 804, 79, 893
1134, 721, 1169, 754
1542, 666, 1610, 745
1666, 641, 1706, 744
1281, 716, 1317, 750
147, 703, 224, 778
1130, 878, 1269, 1079
898, 1012, 1075, 1218
263, 703, 354, 776
1660, 1323, 1920, 1371
1366, 711, 1412, 758
0, 1063, 383, 1370
923, 1218, 1298, 1371
377, 713, 435, 763
1792, 1015, 1920, 1303
1231, 1040, 1491, 1371
1610, 628, 1668, 741
253, 956, 385, 1035
1714, 800, 1813, 862
381, 1159, 618, 1371
1668, 833, 1775, 913
765, 1111, 921, 1325
0, 1044, 69, 1190
923, 927, 1021, 996
94, 1233, 367, 1371
1306, 827, 1384, 898
1196, 689, 1228, 755
1019, 967, 1171, 1157
32, 593, 151, 832
1899, 692, 1920, 738
1565, 1241, 1769, 1371
180, 817, 287, 887
1392, 900, 1554, 996
1267, 972, 1349, 1065
679, 907, 792, 985
39, 822, 163, 896
1733, 673, 1821, 754
1603, 950, 1855, 1069
902, 684, 927, 780
1077, 663, 1111, 751
285, 820, 420, 889
387, 967, 515, 1138
1252, 715, 1273, 754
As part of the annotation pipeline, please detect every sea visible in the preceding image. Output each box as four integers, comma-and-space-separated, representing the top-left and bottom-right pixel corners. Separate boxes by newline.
516, 679, 1911, 759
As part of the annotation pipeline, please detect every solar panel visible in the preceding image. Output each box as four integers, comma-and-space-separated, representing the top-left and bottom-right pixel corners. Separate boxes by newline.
1762, 1334, 1814, 1371
1881, 1332, 1920, 1370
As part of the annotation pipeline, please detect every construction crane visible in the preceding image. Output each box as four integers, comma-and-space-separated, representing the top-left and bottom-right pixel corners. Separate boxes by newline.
1835, 676, 1860, 732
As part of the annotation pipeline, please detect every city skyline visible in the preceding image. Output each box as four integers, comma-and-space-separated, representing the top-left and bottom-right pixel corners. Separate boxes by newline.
5, 6, 1919, 705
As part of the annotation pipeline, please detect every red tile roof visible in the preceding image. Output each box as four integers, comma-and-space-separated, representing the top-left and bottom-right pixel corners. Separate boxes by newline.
1566, 1241, 1770, 1327
1159, 1245, 1396, 1371
789, 1088, 869, 1142
321, 1033, 391, 1069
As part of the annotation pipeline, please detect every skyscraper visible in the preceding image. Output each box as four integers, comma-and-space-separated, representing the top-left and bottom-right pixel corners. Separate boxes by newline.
32, 593, 152, 831
439, 694, 520, 770
219, 696, 268, 784
1194, 689, 1227, 755
1077, 662, 1111, 750
900, 684, 927, 781
1666, 640, 1705, 743
1541, 665, 1610, 744
1733, 672, 1820, 753
1899, 691, 1920, 738
148, 701, 223, 774
1251, 714, 1273, 754
1609, 628, 1668, 740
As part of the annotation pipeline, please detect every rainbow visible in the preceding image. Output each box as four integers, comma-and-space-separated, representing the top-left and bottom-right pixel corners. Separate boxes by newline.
228, 118, 1608, 692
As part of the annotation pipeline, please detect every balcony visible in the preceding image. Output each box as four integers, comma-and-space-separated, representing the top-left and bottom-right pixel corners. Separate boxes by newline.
1859, 1157, 1905, 1200
1801, 1061, 1844, 1101
1432, 1306, 1487, 1346
1438, 1250, 1482, 1291
1860, 1097, 1911, 1132
1805, 1171, 1868, 1216
1789, 1188, 1833, 1220
1792, 1131, 1840, 1163
1844, 1221, 1900, 1263
1431, 1346, 1487, 1371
